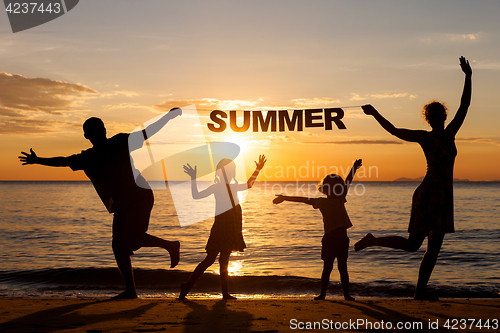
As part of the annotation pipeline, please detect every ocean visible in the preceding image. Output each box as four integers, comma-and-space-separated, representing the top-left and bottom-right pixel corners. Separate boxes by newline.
0, 181, 499, 299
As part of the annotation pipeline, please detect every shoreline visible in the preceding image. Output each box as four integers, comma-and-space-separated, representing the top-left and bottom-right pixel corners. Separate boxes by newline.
2, 267, 499, 300
2, 180, 500, 183
1, 297, 499, 332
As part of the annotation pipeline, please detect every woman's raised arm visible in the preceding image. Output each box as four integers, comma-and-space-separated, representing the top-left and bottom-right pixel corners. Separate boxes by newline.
446, 56, 472, 137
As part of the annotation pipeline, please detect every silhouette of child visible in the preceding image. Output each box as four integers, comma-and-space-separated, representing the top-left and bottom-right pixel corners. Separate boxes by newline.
273, 159, 362, 301
180, 155, 267, 300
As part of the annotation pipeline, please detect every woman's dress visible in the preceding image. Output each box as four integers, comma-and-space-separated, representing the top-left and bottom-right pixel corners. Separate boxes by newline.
408, 130, 457, 236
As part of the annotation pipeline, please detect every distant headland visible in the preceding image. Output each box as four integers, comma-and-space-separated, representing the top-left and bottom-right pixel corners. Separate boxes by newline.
393, 177, 471, 182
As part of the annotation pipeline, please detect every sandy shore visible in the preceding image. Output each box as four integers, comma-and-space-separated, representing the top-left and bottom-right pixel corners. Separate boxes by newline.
1, 297, 499, 332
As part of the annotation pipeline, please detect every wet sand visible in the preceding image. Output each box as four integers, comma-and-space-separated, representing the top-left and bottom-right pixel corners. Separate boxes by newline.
1, 297, 499, 332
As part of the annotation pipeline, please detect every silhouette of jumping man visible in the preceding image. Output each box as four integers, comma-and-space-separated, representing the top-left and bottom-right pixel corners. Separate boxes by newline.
355, 57, 472, 300
179, 155, 267, 300
19, 108, 183, 299
273, 159, 362, 301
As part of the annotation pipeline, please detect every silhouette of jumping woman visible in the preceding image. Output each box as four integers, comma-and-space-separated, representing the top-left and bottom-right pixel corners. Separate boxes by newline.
179, 155, 267, 300
273, 159, 362, 301
19, 108, 183, 299
355, 56, 472, 300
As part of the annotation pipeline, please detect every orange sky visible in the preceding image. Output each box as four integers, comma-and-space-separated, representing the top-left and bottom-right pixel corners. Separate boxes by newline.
1, 1, 499, 181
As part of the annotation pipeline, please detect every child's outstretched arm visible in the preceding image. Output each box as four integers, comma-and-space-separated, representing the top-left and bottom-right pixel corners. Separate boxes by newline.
345, 159, 362, 193
273, 195, 314, 205
246, 154, 267, 189
183, 163, 213, 199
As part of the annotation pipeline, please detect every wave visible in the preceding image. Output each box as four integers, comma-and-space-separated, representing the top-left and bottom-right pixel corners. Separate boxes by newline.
0, 268, 498, 298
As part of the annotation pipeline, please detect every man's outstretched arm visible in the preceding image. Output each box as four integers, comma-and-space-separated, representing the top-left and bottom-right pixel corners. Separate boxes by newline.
144, 107, 182, 138
19, 148, 70, 167
128, 107, 182, 151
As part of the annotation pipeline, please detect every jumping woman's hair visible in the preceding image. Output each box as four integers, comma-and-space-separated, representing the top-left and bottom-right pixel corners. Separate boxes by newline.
422, 101, 448, 124
318, 174, 345, 197
214, 158, 237, 184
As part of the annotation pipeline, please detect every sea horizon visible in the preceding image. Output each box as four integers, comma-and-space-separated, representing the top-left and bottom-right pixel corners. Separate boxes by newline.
1, 181, 499, 299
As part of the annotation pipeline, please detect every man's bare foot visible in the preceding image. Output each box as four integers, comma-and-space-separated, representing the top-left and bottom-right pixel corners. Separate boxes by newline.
178, 282, 189, 300
344, 295, 355, 301
168, 241, 180, 268
354, 233, 375, 251
111, 290, 137, 300
223, 293, 237, 300
314, 295, 326, 300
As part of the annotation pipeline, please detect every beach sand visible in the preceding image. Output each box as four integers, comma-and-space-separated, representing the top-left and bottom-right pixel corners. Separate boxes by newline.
1, 297, 499, 332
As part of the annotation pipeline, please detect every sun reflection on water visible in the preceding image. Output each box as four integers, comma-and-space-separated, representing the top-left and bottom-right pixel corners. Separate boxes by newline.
214, 252, 245, 276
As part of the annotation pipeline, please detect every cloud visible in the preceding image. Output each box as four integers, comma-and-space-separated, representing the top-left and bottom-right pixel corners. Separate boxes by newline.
305, 140, 403, 145
103, 103, 152, 111
370, 93, 408, 99
154, 97, 350, 114
350, 93, 366, 101
100, 90, 140, 98
0, 72, 98, 117
114, 90, 139, 97
0, 118, 72, 135
0, 107, 25, 117
217, 99, 264, 110
470, 60, 500, 71
350, 92, 415, 101
242, 135, 299, 149
445, 33, 479, 41
290, 98, 342, 108
154, 98, 264, 113
419, 33, 481, 45
456, 137, 500, 146
237, 136, 403, 149
268, 135, 298, 143
299, 131, 322, 138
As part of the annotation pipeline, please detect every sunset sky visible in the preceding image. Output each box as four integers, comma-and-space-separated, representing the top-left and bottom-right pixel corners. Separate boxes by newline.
1, 0, 499, 181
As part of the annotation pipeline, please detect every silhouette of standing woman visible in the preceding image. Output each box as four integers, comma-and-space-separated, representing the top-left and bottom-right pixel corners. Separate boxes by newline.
355, 57, 472, 300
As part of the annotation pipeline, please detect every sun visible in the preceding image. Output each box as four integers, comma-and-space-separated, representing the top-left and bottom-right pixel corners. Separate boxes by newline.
226, 136, 249, 155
